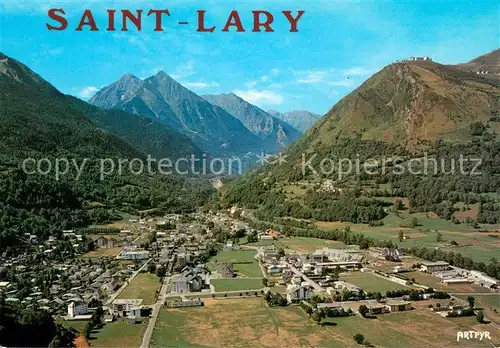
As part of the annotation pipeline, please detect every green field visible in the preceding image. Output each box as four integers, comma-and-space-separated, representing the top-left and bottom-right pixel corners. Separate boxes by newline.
151, 298, 498, 348
340, 272, 409, 293
210, 278, 263, 292
117, 272, 160, 305
89, 319, 147, 347
207, 250, 262, 278
316, 212, 500, 263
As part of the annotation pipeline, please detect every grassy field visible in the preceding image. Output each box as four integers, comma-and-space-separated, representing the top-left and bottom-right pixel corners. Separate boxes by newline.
151, 298, 498, 348
207, 250, 262, 278
210, 279, 262, 292
279, 237, 350, 253
117, 272, 160, 305
339, 272, 409, 293
88, 319, 147, 347
316, 212, 500, 263
80, 247, 122, 258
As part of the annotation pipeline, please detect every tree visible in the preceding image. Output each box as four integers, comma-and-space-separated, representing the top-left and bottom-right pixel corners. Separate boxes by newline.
398, 230, 404, 242
147, 263, 156, 274
467, 296, 475, 308
49, 324, 77, 348
358, 304, 368, 317
476, 311, 484, 323
353, 333, 365, 344
311, 309, 325, 324
436, 232, 443, 243
410, 217, 418, 228
156, 265, 166, 278
262, 278, 269, 287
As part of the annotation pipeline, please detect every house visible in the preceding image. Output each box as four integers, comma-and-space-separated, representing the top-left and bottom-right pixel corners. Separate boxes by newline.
118, 249, 149, 260
67, 301, 88, 318
286, 284, 313, 303
267, 265, 282, 275
421, 260, 449, 273
94, 236, 119, 249
366, 301, 388, 315
217, 264, 234, 278
110, 299, 143, 317
385, 300, 411, 312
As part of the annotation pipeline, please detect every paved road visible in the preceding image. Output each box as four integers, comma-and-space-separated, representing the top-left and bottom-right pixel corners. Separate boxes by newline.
289, 265, 323, 291
140, 276, 171, 348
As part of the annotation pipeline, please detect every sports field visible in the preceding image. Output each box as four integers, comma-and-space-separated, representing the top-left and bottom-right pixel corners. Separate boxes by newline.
117, 272, 160, 305
151, 298, 498, 348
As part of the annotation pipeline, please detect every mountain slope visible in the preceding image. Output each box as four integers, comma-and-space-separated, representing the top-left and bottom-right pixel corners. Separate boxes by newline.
455, 49, 500, 76
0, 53, 142, 161
302, 59, 499, 153
202, 93, 301, 151
67, 97, 203, 160
0, 53, 215, 253
268, 109, 321, 133
90, 73, 263, 155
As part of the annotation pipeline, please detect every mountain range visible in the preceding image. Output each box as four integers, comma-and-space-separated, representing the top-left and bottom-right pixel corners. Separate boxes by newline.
90, 73, 267, 155
202, 93, 301, 152
268, 109, 321, 133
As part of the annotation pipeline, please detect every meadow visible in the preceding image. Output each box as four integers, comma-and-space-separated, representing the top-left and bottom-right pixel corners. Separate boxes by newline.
117, 272, 160, 305
88, 319, 147, 348
150, 298, 498, 348
207, 250, 262, 278
339, 272, 410, 293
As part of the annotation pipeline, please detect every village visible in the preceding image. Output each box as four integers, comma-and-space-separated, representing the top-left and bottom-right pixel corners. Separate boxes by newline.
0, 209, 498, 347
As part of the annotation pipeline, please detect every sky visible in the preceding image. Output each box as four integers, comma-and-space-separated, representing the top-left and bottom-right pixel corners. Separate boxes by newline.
1, 0, 499, 114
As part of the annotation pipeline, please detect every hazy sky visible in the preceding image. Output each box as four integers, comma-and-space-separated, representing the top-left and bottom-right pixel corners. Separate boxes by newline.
2, 0, 499, 114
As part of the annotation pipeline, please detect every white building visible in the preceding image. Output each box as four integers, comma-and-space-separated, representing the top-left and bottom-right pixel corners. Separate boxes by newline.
67, 301, 88, 318
469, 271, 499, 288
286, 284, 313, 303
420, 260, 449, 273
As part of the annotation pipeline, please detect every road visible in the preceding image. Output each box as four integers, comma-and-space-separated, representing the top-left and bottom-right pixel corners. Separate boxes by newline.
140, 275, 171, 348
289, 265, 323, 291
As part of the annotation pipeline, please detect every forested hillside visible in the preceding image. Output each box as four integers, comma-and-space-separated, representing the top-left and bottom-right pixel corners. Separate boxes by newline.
0, 53, 215, 254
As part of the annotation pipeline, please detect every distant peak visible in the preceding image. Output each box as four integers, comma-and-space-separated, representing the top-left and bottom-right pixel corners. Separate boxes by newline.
119, 73, 140, 81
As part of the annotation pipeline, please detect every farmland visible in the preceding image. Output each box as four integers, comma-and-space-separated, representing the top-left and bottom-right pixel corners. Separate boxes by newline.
150, 298, 498, 348
117, 272, 160, 305
316, 211, 500, 263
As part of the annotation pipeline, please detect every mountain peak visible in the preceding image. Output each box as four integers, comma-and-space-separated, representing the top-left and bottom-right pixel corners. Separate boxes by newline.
119, 73, 141, 81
